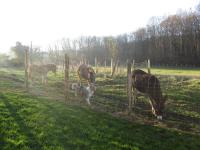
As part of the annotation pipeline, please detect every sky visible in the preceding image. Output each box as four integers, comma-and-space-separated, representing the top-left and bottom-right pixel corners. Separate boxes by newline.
0, 0, 199, 53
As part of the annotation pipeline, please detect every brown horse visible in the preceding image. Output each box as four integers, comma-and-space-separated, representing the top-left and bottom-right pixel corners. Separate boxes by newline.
28, 64, 57, 85
77, 64, 95, 85
132, 69, 166, 120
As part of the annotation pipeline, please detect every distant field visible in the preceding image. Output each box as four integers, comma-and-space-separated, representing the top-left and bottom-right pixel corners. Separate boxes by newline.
151, 67, 200, 76
96, 66, 200, 77
0, 67, 200, 150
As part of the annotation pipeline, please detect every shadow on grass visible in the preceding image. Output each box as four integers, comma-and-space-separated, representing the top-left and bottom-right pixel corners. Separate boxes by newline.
1, 91, 200, 149
0, 93, 43, 149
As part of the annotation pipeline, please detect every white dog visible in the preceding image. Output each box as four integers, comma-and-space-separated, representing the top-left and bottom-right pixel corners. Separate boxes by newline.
71, 83, 96, 105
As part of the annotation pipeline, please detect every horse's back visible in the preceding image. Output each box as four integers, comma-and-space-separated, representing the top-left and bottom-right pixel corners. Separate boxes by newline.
132, 69, 162, 97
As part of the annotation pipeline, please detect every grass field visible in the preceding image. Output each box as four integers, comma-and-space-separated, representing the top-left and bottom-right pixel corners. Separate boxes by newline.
0, 67, 200, 150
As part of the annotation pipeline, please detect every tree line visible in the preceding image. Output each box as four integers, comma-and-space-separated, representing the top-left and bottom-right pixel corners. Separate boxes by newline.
75, 6, 200, 66
7, 3, 200, 67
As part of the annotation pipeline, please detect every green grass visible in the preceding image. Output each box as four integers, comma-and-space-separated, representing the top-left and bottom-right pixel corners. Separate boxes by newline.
0, 67, 200, 150
95, 68, 200, 133
97, 66, 200, 77
151, 67, 200, 76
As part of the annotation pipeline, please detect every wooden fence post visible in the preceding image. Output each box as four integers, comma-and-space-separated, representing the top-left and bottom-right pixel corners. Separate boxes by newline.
104, 59, 107, 78
95, 57, 98, 73
64, 54, 69, 102
24, 49, 29, 91
132, 59, 135, 70
127, 59, 132, 113
132, 60, 137, 105
147, 59, 151, 74
116, 60, 119, 75
110, 58, 113, 75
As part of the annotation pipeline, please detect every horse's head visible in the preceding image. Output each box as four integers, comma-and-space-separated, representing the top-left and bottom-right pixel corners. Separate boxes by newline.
89, 72, 95, 83
88, 67, 95, 84
151, 95, 167, 120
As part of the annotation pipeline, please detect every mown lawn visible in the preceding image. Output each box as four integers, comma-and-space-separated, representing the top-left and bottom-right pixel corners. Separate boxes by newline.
0, 67, 200, 150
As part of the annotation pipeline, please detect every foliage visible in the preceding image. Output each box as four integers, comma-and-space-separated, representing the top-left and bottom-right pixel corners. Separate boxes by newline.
42, 3, 200, 67
29, 47, 44, 64
0, 53, 9, 67
10, 42, 29, 67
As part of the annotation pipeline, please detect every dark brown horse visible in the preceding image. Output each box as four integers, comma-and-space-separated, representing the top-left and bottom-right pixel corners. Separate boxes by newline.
77, 64, 95, 85
132, 69, 166, 120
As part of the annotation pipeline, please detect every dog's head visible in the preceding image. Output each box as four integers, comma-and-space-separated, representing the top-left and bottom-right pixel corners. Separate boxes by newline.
71, 83, 80, 90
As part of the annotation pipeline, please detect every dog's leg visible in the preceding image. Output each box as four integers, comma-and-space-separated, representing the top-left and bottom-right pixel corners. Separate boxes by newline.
85, 97, 91, 105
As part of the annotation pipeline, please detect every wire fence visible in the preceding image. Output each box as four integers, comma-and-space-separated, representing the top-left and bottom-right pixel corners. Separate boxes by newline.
1, 57, 199, 134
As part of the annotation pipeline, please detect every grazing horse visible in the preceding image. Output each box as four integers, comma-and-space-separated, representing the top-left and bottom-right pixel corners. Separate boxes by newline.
77, 64, 95, 85
132, 69, 166, 120
28, 64, 57, 85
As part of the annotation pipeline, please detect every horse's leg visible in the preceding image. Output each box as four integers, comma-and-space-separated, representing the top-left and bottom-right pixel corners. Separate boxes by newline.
149, 99, 156, 116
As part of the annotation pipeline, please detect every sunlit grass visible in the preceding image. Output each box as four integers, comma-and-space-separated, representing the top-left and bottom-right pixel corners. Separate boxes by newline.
96, 66, 200, 77
0, 67, 200, 149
